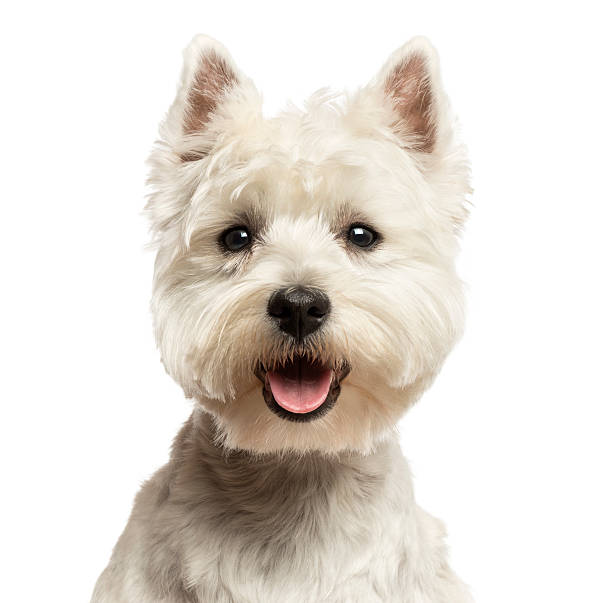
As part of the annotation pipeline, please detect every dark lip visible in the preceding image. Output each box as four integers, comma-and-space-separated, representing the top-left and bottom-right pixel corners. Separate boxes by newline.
255, 359, 351, 423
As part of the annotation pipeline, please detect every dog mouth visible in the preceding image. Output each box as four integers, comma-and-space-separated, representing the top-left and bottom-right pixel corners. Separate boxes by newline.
255, 356, 350, 422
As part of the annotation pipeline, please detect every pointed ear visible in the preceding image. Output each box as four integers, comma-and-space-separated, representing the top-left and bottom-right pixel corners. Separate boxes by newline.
373, 37, 446, 154
166, 35, 245, 161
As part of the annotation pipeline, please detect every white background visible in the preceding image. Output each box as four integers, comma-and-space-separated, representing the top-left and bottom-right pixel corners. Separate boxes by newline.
2, 1, 611, 601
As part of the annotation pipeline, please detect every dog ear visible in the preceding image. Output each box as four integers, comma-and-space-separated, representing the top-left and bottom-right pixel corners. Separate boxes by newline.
166, 35, 248, 162
373, 37, 447, 154
147, 37, 259, 241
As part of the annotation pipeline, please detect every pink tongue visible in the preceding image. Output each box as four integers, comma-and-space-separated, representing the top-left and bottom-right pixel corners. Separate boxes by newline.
268, 359, 332, 414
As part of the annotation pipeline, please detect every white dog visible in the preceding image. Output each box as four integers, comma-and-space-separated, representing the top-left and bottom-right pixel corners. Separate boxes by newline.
92, 34, 472, 603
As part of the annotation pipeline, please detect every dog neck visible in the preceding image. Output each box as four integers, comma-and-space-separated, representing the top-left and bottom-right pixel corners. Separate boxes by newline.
128, 409, 417, 599
164, 409, 407, 526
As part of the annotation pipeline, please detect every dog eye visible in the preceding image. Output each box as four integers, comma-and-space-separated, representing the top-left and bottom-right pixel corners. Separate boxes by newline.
348, 225, 377, 248
221, 227, 251, 251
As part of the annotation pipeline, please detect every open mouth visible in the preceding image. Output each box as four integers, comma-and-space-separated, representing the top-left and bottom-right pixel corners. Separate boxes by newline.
256, 356, 350, 422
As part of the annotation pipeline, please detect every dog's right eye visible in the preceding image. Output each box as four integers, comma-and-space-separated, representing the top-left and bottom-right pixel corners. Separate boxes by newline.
221, 227, 251, 252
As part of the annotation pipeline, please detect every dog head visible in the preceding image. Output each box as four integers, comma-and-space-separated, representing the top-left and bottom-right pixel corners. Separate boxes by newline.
147, 35, 470, 454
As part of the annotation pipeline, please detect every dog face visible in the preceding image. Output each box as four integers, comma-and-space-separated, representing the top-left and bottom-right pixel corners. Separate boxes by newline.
147, 36, 470, 454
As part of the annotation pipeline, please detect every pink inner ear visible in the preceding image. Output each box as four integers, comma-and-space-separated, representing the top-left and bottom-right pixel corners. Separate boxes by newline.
183, 50, 238, 137
384, 54, 436, 153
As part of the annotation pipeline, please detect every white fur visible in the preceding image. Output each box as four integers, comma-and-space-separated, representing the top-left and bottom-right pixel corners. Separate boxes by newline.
92, 34, 472, 602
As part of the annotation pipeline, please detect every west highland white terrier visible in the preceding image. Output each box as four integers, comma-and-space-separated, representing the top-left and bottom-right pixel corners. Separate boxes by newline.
92, 34, 472, 603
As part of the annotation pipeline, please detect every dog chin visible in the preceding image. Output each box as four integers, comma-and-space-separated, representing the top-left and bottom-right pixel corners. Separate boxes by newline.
255, 356, 351, 423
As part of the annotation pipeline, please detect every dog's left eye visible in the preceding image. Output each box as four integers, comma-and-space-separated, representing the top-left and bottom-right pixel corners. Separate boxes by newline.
348, 225, 377, 248
221, 227, 251, 251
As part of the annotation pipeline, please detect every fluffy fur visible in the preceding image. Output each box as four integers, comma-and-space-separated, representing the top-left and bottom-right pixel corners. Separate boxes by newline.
92, 34, 472, 602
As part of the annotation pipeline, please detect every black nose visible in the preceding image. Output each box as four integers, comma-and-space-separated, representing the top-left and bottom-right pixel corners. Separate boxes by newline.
267, 287, 330, 340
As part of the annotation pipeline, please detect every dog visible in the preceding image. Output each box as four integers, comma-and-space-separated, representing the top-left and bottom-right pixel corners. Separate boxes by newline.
92, 34, 472, 603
